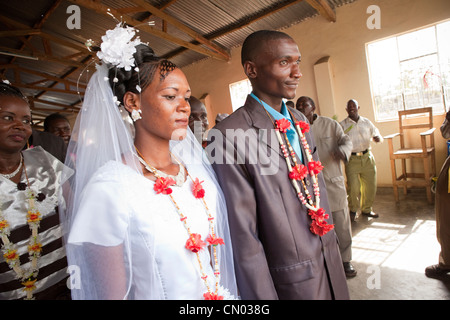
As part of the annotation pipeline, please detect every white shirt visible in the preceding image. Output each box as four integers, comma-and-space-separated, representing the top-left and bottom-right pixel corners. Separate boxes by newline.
340, 116, 383, 153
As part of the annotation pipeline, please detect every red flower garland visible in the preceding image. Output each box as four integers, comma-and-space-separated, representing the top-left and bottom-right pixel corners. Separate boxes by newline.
274, 119, 334, 237
154, 177, 175, 195
192, 178, 206, 199
203, 292, 224, 300
296, 120, 310, 133
309, 208, 334, 236
136, 148, 227, 300
185, 233, 206, 253
288, 164, 308, 180
308, 160, 324, 175
275, 118, 291, 133
206, 234, 225, 246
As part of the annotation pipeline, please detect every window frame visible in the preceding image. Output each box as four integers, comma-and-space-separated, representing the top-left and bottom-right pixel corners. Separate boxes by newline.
366, 19, 450, 122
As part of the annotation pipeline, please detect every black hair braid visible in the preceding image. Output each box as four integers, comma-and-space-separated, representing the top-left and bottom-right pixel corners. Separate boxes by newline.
0, 82, 28, 102
108, 44, 177, 106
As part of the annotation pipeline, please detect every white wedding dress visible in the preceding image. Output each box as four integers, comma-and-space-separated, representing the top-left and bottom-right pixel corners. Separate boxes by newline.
68, 160, 233, 300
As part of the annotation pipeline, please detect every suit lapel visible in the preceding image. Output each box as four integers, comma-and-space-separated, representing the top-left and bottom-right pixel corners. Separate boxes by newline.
243, 95, 283, 157
243, 95, 313, 165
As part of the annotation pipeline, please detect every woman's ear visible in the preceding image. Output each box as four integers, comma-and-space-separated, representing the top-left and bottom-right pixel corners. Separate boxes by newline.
123, 91, 140, 114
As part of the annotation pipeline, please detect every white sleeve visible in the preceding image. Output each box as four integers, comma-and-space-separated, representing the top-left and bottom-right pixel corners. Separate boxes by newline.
68, 178, 129, 247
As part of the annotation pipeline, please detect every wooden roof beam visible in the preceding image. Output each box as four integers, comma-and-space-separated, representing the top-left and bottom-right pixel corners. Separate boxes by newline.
0, 0, 62, 69
2, 64, 86, 89
129, 0, 229, 61
164, 0, 304, 60
305, 0, 336, 22
69, 0, 229, 61
0, 46, 86, 68
10, 82, 81, 95
29, 97, 81, 110
0, 29, 41, 38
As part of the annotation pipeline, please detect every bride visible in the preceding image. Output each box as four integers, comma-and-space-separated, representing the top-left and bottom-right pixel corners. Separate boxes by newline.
60, 23, 238, 300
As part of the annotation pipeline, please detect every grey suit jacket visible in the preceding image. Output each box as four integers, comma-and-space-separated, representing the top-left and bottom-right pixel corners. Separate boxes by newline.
30, 129, 67, 163
311, 116, 352, 212
208, 95, 349, 300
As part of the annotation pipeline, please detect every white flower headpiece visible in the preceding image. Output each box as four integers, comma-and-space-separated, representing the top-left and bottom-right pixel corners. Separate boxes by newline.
80, 14, 154, 107
96, 22, 142, 71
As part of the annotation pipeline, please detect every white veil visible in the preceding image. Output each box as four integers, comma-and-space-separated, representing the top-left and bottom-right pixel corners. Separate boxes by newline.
60, 61, 238, 299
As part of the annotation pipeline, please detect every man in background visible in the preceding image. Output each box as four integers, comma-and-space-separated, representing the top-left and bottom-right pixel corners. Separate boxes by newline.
297, 96, 356, 277
340, 99, 383, 220
188, 96, 209, 147
44, 113, 71, 146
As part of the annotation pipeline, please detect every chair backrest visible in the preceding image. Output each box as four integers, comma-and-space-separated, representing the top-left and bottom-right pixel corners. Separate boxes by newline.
398, 107, 433, 132
398, 107, 433, 148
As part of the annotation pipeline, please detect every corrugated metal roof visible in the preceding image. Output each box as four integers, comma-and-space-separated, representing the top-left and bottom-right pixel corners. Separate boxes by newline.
0, 0, 357, 122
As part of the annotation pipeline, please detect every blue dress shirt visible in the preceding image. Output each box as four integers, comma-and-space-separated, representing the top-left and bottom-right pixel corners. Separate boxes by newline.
250, 93, 303, 163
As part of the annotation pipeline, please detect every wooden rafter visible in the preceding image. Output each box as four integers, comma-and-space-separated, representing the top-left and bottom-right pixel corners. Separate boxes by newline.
0, 46, 86, 68
9, 82, 81, 95
2, 64, 86, 90
305, 0, 336, 22
69, 0, 230, 61
0, 29, 41, 38
164, 0, 305, 60
130, 0, 230, 61
0, 0, 87, 116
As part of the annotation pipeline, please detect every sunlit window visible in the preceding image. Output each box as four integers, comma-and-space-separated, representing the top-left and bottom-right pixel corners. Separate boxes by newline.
366, 20, 450, 121
229, 79, 252, 111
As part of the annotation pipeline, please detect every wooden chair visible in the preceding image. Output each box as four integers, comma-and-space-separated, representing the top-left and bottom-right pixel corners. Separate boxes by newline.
384, 107, 436, 203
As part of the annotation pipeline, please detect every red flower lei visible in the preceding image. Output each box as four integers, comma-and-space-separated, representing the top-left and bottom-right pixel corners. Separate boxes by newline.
296, 120, 310, 133
308, 160, 324, 176
273, 118, 334, 236
275, 118, 291, 133
153, 177, 175, 195
136, 148, 226, 300
192, 178, 206, 199
288, 164, 308, 180
204, 292, 224, 300
185, 233, 206, 253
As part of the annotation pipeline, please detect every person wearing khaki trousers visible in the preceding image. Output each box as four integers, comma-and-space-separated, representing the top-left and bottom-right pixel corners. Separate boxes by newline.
340, 99, 383, 219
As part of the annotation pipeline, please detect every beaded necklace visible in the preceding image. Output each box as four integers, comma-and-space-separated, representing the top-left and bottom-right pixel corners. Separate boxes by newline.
259, 100, 334, 236
0, 154, 23, 179
0, 156, 43, 300
135, 147, 225, 300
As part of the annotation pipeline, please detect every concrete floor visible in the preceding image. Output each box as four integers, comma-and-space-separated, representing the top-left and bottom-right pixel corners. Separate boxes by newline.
346, 187, 450, 300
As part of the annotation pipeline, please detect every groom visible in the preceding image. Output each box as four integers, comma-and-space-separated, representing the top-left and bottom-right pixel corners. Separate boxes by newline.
208, 30, 349, 299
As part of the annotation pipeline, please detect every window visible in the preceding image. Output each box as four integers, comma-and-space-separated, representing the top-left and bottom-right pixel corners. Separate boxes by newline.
366, 20, 450, 121
229, 79, 252, 111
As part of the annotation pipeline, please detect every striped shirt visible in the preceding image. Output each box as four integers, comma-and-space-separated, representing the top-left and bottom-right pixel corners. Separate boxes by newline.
0, 147, 71, 300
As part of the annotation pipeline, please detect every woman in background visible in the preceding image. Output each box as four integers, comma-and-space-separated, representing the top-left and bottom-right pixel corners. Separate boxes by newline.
0, 82, 72, 299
